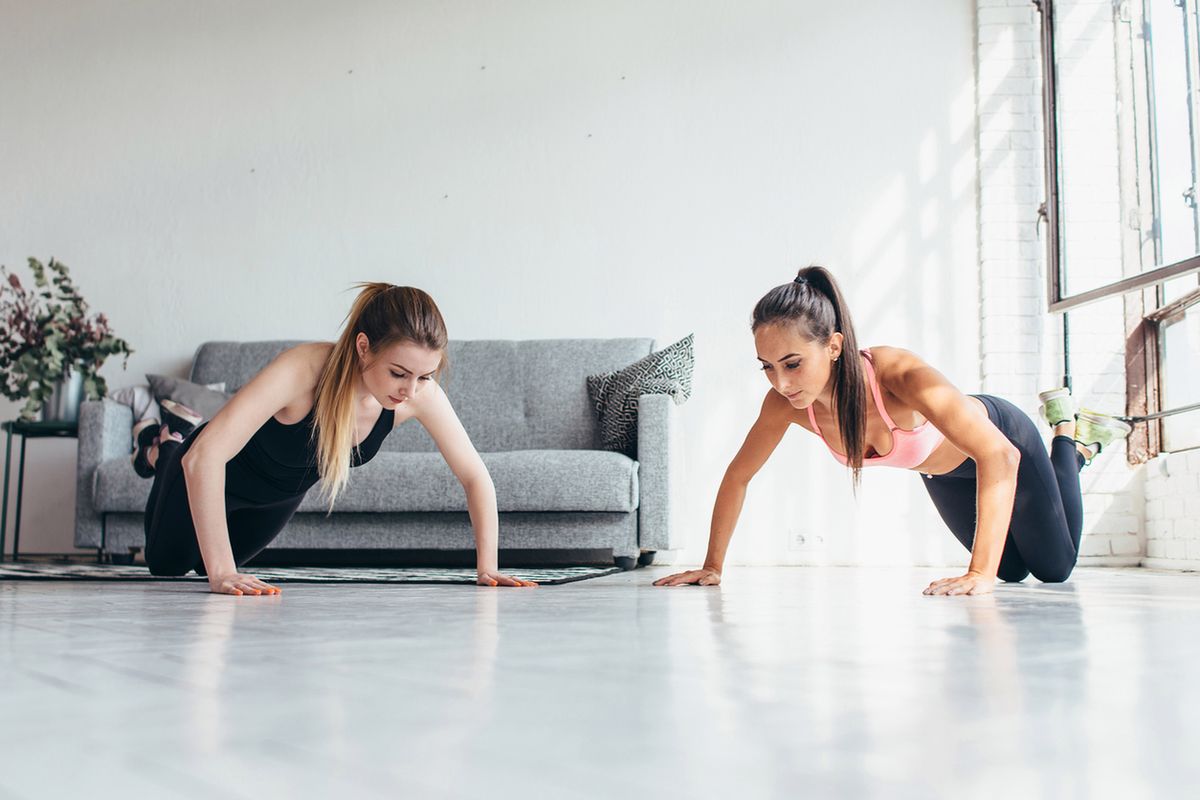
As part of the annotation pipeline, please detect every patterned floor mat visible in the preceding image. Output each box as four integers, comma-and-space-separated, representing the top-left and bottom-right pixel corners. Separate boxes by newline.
0, 563, 622, 585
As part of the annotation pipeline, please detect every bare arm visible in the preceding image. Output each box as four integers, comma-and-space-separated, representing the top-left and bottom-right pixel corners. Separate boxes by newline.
180, 344, 324, 595
654, 389, 792, 586
405, 381, 535, 588
878, 348, 1020, 594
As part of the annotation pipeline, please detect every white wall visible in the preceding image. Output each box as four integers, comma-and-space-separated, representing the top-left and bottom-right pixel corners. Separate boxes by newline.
0, 0, 979, 566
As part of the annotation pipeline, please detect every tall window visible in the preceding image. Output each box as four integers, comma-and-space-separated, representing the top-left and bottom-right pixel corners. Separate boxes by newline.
1145, 0, 1200, 450
1040, 0, 1200, 456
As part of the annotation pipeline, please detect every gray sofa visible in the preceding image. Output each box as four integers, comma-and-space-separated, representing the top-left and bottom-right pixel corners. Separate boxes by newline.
74, 339, 684, 568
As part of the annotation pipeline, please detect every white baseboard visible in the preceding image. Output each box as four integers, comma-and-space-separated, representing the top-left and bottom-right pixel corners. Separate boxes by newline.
1139, 557, 1200, 573
1076, 556, 1142, 568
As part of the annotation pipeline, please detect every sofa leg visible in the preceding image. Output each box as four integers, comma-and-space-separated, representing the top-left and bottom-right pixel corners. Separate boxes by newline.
613, 556, 637, 571
637, 551, 657, 567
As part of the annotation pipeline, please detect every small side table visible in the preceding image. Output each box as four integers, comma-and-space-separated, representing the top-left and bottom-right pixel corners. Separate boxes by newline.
1, 419, 80, 562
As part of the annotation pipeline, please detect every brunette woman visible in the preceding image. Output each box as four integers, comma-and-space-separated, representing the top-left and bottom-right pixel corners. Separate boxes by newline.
655, 267, 1129, 595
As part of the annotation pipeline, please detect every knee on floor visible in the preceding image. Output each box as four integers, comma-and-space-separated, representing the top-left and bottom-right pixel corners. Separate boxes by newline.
998, 568, 1030, 583
145, 556, 194, 578
1032, 565, 1074, 584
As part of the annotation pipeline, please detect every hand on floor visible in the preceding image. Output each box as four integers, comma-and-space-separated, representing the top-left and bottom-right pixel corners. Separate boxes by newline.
209, 572, 282, 596
923, 571, 994, 596
477, 571, 537, 587
653, 568, 722, 587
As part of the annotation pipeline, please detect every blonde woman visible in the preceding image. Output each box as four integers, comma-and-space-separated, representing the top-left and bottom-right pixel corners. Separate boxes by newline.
139, 284, 535, 594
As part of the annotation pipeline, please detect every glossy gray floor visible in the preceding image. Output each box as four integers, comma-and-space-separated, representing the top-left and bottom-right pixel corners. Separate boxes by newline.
1, 566, 1198, 799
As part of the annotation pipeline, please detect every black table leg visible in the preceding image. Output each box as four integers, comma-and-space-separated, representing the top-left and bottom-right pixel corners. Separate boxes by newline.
0, 425, 11, 562
13, 435, 26, 561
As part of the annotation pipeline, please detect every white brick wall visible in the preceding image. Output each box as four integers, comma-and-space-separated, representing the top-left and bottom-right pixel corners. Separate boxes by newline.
976, 0, 1052, 412
1143, 450, 1200, 569
976, 0, 1141, 565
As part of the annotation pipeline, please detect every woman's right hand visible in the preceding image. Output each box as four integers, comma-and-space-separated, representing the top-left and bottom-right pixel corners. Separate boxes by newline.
653, 568, 722, 587
209, 573, 282, 596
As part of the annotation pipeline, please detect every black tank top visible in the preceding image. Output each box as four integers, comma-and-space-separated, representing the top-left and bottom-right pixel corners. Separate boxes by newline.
222, 406, 395, 504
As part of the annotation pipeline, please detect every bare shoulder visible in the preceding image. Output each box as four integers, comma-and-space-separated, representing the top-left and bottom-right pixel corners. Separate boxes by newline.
760, 385, 789, 415
197, 342, 334, 447
261, 342, 331, 419
283, 341, 334, 377
867, 346, 934, 386
760, 385, 809, 431
866, 345, 924, 371
867, 345, 967, 412
256, 342, 331, 392
391, 376, 447, 428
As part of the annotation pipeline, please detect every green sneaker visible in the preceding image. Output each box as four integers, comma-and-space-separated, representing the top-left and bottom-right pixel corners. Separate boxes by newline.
1038, 387, 1077, 427
1075, 408, 1132, 458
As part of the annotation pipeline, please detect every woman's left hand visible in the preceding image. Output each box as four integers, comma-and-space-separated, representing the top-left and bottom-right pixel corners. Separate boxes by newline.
923, 571, 995, 596
477, 570, 537, 587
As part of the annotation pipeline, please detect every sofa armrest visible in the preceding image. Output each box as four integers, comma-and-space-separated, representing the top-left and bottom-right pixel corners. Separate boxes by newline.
636, 393, 685, 552
74, 399, 133, 549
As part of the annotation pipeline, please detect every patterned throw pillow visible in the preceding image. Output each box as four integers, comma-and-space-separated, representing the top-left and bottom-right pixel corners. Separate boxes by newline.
586, 334, 694, 457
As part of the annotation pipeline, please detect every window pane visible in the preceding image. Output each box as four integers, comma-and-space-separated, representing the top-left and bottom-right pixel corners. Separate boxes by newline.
1051, 0, 1200, 299
1053, 1, 1127, 296
1163, 272, 1200, 304
1161, 302, 1200, 451
1150, 0, 1200, 304
1148, 0, 1199, 269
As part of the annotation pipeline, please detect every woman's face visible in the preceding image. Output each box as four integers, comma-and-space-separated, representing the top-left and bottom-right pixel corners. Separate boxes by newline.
753, 322, 843, 409
356, 334, 443, 408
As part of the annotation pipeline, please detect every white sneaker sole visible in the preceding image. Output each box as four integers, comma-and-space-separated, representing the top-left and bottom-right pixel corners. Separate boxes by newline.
1077, 410, 1132, 436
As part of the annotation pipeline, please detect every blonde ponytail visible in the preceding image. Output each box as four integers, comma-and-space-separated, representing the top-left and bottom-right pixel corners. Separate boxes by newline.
312, 283, 448, 511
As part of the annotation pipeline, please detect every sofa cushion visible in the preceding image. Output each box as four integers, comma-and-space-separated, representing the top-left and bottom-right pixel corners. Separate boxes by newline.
187, 339, 656, 452
93, 450, 638, 514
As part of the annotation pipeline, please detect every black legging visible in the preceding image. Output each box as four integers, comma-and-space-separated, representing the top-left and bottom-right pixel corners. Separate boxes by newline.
143, 432, 304, 576
921, 394, 1085, 583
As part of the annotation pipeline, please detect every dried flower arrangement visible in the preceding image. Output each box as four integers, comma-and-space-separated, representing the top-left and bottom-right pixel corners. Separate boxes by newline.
0, 258, 133, 420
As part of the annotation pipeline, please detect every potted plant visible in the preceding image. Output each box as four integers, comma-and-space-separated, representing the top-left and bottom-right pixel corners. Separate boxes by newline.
0, 258, 134, 422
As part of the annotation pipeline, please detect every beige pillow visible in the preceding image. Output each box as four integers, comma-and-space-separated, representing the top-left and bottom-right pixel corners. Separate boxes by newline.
146, 374, 232, 421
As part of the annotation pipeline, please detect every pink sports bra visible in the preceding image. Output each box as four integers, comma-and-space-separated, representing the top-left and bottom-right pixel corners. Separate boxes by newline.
806, 350, 946, 470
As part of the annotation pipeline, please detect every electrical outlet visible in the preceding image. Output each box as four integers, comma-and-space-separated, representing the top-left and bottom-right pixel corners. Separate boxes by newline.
788, 528, 825, 550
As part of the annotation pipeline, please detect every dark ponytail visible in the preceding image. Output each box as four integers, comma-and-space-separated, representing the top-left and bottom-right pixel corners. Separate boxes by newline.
752, 266, 866, 489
